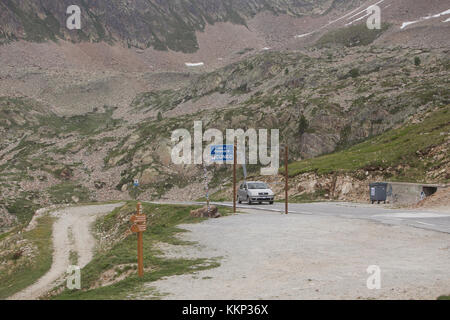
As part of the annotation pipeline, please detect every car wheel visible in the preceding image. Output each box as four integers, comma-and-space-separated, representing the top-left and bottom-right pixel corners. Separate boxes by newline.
247, 197, 252, 205
269, 201, 274, 205
238, 195, 241, 204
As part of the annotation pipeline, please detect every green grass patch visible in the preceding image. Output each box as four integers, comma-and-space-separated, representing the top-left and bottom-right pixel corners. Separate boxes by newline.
276, 190, 327, 203
4, 194, 40, 226
286, 107, 450, 182
52, 202, 229, 300
47, 182, 92, 204
0, 215, 54, 299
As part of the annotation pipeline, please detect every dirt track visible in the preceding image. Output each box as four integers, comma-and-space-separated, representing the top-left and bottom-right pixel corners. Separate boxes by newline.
9, 203, 123, 300
142, 208, 450, 300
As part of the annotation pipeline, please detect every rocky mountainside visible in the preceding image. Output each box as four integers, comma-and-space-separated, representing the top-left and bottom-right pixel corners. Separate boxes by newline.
0, 0, 449, 232
0, 0, 356, 51
1, 0, 449, 53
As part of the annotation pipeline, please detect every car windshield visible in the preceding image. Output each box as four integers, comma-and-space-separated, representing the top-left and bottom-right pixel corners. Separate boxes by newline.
248, 183, 268, 189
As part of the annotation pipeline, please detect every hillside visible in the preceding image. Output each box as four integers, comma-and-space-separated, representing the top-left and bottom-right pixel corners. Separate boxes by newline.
287, 107, 450, 180
1, 0, 450, 303
1, 44, 449, 232
0, 0, 344, 52
204, 106, 449, 203
0, 0, 449, 232
282, 106, 450, 202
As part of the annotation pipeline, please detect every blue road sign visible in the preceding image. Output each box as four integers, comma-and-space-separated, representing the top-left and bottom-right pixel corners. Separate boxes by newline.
211, 145, 234, 161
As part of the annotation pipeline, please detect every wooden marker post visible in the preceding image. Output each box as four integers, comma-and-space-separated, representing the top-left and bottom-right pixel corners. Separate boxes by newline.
233, 143, 237, 214
285, 145, 289, 215
130, 202, 146, 277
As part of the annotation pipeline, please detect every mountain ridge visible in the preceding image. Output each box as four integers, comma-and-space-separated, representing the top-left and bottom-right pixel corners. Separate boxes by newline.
0, 0, 449, 232
0, 0, 353, 52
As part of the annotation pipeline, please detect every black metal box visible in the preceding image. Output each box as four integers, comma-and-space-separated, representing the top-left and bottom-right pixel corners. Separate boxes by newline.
370, 182, 387, 203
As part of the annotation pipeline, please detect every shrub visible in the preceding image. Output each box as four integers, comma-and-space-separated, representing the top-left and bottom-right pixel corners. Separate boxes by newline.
349, 68, 360, 78
298, 114, 309, 136
414, 56, 421, 66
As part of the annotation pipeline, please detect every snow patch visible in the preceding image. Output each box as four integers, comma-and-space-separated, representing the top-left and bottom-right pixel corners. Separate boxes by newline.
346, 0, 385, 26
401, 9, 450, 29
346, 0, 384, 22
346, 12, 371, 26
295, 0, 387, 38
295, 32, 313, 38
400, 21, 419, 29
185, 62, 204, 67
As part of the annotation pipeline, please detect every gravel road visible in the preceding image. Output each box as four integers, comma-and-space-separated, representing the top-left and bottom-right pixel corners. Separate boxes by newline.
142, 208, 450, 300
9, 203, 123, 300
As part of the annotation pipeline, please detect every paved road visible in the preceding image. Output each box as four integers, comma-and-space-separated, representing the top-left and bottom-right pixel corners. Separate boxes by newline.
215, 202, 450, 234
152, 201, 450, 234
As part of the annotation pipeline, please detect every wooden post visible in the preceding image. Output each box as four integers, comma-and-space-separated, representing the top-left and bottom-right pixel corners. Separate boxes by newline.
131, 202, 146, 277
203, 164, 210, 212
137, 202, 144, 277
138, 231, 144, 277
285, 145, 289, 215
233, 143, 237, 214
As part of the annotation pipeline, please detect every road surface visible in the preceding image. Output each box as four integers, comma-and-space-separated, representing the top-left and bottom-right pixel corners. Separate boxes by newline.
222, 201, 450, 234
140, 204, 450, 300
153, 201, 450, 234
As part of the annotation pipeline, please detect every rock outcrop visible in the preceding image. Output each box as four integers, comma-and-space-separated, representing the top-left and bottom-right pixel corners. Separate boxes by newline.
190, 205, 221, 218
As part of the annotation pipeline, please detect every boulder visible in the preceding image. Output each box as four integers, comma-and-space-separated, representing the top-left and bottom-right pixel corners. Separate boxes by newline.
139, 168, 159, 185
60, 167, 73, 180
94, 181, 106, 189
156, 143, 172, 166
190, 205, 220, 218
133, 148, 153, 166
108, 153, 126, 166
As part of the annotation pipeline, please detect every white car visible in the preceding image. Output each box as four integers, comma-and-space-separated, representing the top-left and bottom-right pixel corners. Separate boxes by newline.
238, 181, 274, 205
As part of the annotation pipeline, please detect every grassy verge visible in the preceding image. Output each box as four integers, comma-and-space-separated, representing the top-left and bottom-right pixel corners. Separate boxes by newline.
286, 106, 450, 182
276, 190, 327, 203
52, 202, 232, 300
437, 295, 450, 300
197, 189, 230, 202
0, 215, 54, 299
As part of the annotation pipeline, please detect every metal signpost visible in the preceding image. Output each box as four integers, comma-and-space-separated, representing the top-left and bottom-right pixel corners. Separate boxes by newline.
284, 145, 289, 215
211, 144, 236, 214
203, 164, 210, 212
233, 144, 237, 214
130, 202, 146, 277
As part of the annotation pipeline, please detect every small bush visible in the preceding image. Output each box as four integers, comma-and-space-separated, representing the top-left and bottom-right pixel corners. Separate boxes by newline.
298, 114, 309, 137
414, 56, 421, 66
349, 68, 360, 78
11, 250, 23, 261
